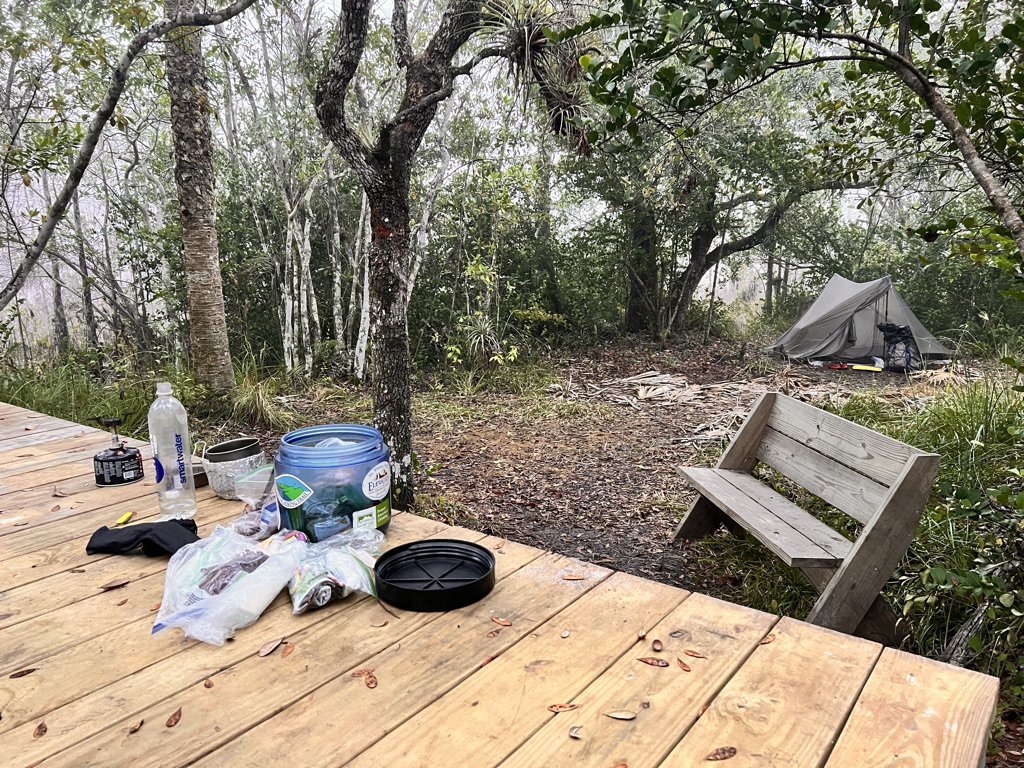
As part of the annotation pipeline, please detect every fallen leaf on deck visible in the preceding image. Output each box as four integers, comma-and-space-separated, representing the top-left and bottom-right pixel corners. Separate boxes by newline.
203, 679, 214, 689
604, 710, 637, 721
562, 574, 585, 580
128, 720, 144, 734
683, 649, 706, 659
16, 453, 32, 457
637, 629, 647, 640
364, 673, 378, 689
116, 599, 128, 606
100, 577, 129, 591
705, 746, 737, 761
677, 658, 691, 672
760, 633, 776, 645
258, 638, 283, 657
641, 701, 651, 709
492, 539, 507, 549
569, 726, 583, 739
492, 617, 512, 626
52, 488, 69, 497
14, 521, 28, 526
638, 657, 669, 667
481, 655, 497, 667
33, 722, 47, 738
351, 669, 374, 678
10, 668, 38, 678
69, 447, 85, 453
70, 569, 85, 573
652, 639, 663, 652
151, 603, 161, 611
24, 425, 36, 431
51, 505, 60, 512
697, 704, 709, 717
561, 630, 569, 638
371, 620, 389, 628
166, 707, 182, 728
487, 629, 501, 638
281, 642, 295, 658
614, 764, 628, 768
547, 703, 578, 713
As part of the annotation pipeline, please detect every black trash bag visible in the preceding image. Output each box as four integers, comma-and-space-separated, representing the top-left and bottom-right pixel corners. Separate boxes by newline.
877, 322, 922, 372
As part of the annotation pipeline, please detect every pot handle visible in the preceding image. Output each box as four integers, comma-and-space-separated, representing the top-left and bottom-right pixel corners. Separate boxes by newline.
193, 440, 207, 460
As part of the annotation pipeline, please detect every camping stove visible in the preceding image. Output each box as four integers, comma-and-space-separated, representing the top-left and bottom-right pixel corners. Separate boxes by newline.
94, 417, 145, 487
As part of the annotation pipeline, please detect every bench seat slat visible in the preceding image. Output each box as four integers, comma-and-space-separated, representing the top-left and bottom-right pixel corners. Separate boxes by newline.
680, 467, 849, 568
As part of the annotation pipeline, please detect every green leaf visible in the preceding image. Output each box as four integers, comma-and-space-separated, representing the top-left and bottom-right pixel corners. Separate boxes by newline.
999, 593, 1015, 608
968, 635, 984, 652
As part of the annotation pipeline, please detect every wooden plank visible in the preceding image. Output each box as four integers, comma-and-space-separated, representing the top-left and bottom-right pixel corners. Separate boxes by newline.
716, 470, 852, 558
659, 617, 882, 768
12, 528, 542, 768
501, 593, 778, 768
673, 393, 776, 542
681, 468, 842, 567
0, 410, 83, 436
0, 514, 454, 763
825, 648, 999, 768
0, 473, 159, 537
0, 424, 96, 453
807, 453, 941, 633
0, 456, 113, 495
0, 502, 240, 628
757, 427, 890, 524
0, 434, 143, 478
192, 551, 608, 768
346, 572, 687, 768
767, 394, 919, 487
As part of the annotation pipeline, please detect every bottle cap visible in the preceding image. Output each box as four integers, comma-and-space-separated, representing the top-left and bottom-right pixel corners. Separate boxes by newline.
156, 382, 172, 395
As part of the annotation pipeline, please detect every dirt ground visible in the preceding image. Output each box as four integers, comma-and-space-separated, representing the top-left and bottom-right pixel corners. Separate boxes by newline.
206, 334, 1021, 765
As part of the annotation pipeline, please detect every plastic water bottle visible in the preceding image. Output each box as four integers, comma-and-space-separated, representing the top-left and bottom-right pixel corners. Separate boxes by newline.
148, 382, 197, 519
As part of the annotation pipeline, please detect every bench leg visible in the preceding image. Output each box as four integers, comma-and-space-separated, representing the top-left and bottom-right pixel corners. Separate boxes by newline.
801, 567, 907, 647
673, 496, 730, 541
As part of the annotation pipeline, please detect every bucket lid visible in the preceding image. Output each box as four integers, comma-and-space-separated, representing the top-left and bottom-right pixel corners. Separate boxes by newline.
374, 539, 496, 612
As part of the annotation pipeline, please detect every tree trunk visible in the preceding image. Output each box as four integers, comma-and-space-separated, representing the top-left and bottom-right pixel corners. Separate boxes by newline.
164, 0, 235, 392
764, 237, 775, 318
50, 252, 70, 357
71, 189, 100, 349
367, 187, 415, 508
623, 200, 659, 336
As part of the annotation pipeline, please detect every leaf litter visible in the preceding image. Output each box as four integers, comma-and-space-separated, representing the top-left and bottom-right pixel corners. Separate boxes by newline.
706, 746, 737, 761
638, 657, 669, 667
605, 710, 637, 721
547, 703, 578, 713
492, 617, 512, 626
258, 638, 283, 657
166, 707, 182, 728
683, 649, 706, 659
33, 722, 47, 738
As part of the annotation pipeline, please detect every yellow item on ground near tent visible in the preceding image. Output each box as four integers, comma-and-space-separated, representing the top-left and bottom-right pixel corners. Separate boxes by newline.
115, 511, 134, 526
851, 365, 883, 371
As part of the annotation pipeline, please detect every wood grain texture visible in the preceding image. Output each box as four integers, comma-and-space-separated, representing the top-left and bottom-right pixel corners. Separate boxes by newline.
767, 394, 919, 486
807, 453, 940, 633
501, 593, 778, 768
757, 427, 888, 524
193, 550, 609, 768
0, 515, 460, 767
825, 648, 999, 768
716, 470, 853, 558
347, 572, 687, 768
681, 467, 843, 567
660, 617, 882, 768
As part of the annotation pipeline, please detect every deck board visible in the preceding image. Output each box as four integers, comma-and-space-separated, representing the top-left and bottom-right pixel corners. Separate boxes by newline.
0, 404, 999, 768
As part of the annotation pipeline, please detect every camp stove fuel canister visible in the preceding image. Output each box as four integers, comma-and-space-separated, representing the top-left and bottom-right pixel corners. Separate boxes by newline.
93, 417, 145, 487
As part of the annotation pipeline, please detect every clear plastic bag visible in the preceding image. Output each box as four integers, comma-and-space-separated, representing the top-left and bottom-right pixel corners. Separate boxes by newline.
288, 528, 384, 613
153, 526, 307, 645
228, 465, 281, 540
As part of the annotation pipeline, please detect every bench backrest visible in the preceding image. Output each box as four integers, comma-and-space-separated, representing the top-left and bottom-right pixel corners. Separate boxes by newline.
748, 393, 933, 525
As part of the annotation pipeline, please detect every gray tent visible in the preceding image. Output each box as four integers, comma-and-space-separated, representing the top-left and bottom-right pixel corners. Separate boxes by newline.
765, 274, 951, 361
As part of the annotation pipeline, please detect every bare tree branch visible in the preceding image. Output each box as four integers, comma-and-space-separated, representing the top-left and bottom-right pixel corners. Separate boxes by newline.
0, 0, 261, 312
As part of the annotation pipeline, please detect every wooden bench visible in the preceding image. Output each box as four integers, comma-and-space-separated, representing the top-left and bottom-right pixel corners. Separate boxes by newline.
674, 391, 940, 644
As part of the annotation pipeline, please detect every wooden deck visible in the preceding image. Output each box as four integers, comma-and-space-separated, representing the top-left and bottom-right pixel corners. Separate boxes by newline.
0, 403, 999, 767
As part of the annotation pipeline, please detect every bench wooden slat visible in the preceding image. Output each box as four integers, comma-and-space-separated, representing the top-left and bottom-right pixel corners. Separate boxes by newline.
767, 395, 918, 487
681, 468, 845, 568
715, 470, 853, 559
757, 427, 890, 524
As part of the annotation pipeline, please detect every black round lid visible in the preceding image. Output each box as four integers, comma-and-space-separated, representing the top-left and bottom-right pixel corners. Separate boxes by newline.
205, 437, 261, 463
375, 539, 496, 612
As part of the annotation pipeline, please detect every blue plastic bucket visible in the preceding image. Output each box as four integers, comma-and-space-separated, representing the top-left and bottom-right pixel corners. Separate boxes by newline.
274, 424, 392, 542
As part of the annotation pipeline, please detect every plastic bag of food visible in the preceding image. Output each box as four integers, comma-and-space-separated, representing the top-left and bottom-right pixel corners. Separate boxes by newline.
153, 526, 307, 645
288, 528, 384, 613
228, 465, 281, 540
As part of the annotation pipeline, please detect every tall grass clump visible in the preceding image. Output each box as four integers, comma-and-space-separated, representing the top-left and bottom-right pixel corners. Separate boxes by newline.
230, 350, 298, 431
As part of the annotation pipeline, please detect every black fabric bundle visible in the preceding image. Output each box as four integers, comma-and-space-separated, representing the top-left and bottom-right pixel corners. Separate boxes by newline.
86, 518, 199, 557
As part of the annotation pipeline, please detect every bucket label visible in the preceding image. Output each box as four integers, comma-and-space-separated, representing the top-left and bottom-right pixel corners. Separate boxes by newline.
362, 461, 391, 501
276, 474, 314, 509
